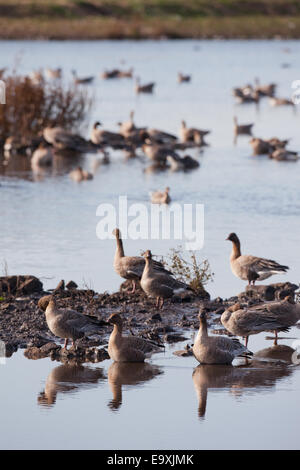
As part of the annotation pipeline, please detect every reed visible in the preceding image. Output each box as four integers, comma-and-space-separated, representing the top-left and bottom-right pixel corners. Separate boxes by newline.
0, 72, 91, 145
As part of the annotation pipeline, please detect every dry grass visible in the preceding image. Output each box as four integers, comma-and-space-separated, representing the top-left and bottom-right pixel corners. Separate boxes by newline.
0, 1, 299, 38
0, 72, 91, 145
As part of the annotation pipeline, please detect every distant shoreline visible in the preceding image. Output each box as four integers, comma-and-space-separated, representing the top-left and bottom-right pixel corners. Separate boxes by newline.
0, 16, 300, 40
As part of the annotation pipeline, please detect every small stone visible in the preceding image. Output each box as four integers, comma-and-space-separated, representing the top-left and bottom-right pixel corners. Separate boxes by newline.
66, 280, 78, 290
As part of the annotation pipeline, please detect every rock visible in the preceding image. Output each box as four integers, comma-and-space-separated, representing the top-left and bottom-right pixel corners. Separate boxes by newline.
150, 313, 162, 322
66, 280, 78, 290
0, 275, 43, 296
40, 342, 61, 355
163, 333, 187, 343
241, 285, 275, 301
240, 282, 298, 302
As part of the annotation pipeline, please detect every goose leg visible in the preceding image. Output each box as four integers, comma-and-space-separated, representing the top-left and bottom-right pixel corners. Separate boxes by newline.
245, 336, 249, 348
156, 297, 159, 308
128, 280, 136, 294
63, 338, 69, 349
159, 298, 164, 309
274, 330, 278, 346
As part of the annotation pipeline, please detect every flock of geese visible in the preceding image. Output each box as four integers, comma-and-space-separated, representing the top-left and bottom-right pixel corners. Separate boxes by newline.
40, 228, 299, 366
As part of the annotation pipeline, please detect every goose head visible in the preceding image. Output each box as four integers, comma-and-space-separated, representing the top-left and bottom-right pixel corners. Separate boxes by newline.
226, 232, 240, 244
108, 313, 123, 327
143, 250, 152, 260
112, 228, 121, 239
93, 121, 101, 129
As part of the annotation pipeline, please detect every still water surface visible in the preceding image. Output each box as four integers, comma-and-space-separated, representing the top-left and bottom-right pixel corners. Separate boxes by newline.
0, 40, 300, 449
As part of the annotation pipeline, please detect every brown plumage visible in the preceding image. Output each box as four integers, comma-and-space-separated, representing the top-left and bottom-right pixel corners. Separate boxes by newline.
107, 313, 163, 362
140, 250, 193, 308
113, 228, 171, 293
221, 297, 300, 347
226, 233, 289, 285
193, 311, 252, 365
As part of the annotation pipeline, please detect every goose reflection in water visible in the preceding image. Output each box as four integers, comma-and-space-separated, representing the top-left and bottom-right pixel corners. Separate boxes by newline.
193, 345, 295, 419
108, 362, 163, 411
38, 363, 105, 408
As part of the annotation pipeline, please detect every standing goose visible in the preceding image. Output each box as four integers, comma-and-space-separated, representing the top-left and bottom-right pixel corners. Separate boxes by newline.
180, 120, 210, 145
43, 297, 106, 349
150, 187, 171, 204
113, 228, 171, 293
107, 313, 163, 362
226, 233, 289, 285
140, 250, 193, 308
233, 116, 254, 135
90, 121, 125, 146
221, 297, 300, 347
193, 310, 252, 365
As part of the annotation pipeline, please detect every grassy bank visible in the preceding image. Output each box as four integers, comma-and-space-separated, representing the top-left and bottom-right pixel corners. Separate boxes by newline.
0, 1, 300, 39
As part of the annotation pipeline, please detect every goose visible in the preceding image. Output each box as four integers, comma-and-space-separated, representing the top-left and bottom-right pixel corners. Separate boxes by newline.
254, 78, 276, 97
167, 154, 199, 171
193, 310, 252, 365
90, 121, 124, 146
113, 228, 171, 293
43, 297, 106, 349
269, 97, 294, 106
226, 232, 289, 285
45, 67, 62, 80
43, 126, 88, 151
69, 166, 93, 182
117, 67, 134, 78
118, 110, 136, 138
146, 128, 177, 144
107, 313, 163, 362
221, 297, 300, 347
233, 116, 253, 135
135, 77, 155, 94
250, 137, 273, 155
178, 72, 191, 83
142, 140, 173, 165
31, 143, 54, 168
232, 85, 260, 103
101, 69, 120, 79
150, 187, 171, 204
267, 137, 289, 149
140, 250, 193, 308
72, 70, 94, 85
180, 120, 210, 145
269, 148, 299, 161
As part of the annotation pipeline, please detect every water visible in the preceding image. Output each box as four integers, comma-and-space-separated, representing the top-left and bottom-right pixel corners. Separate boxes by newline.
0, 328, 299, 450
0, 39, 300, 450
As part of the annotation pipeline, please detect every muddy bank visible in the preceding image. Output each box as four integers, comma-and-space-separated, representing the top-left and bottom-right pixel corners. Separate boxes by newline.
0, 275, 298, 362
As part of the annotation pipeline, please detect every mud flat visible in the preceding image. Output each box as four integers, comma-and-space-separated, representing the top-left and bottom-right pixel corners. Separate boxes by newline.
0, 275, 298, 363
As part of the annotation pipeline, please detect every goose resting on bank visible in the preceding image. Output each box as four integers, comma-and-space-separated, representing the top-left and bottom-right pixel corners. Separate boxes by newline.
113, 228, 171, 293
150, 187, 171, 204
193, 310, 252, 364
108, 313, 163, 362
140, 250, 193, 308
221, 297, 300, 347
43, 297, 106, 349
269, 148, 299, 161
226, 232, 289, 285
